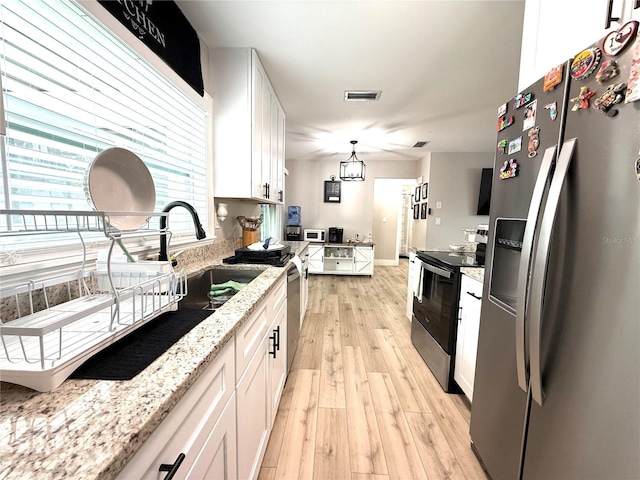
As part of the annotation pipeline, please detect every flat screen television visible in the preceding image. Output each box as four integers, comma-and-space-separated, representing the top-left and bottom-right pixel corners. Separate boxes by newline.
476, 168, 493, 215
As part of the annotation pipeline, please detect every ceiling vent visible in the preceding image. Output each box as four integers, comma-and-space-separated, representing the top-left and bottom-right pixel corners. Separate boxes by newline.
412, 141, 429, 148
344, 90, 382, 101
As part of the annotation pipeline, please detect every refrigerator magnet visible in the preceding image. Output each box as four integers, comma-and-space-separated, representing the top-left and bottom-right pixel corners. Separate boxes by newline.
570, 86, 595, 111
527, 127, 540, 157
570, 47, 601, 79
497, 115, 514, 132
508, 136, 522, 154
596, 59, 619, 83
523, 100, 537, 130
602, 21, 639, 56
635, 159, 640, 182
514, 92, 533, 109
544, 102, 558, 120
498, 102, 508, 117
497, 139, 508, 154
593, 83, 626, 116
499, 159, 519, 180
543, 64, 564, 91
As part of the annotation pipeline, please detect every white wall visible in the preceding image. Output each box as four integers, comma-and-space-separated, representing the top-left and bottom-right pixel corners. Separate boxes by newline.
425, 152, 493, 249
285, 158, 417, 253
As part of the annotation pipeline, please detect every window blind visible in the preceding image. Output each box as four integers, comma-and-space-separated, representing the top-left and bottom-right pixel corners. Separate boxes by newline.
0, 0, 208, 256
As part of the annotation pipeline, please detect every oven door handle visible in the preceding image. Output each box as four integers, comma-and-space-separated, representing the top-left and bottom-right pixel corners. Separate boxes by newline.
420, 261, 451, 279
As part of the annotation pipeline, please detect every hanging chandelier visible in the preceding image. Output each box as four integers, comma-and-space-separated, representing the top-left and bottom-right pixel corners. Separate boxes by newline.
339, 140, 366, 181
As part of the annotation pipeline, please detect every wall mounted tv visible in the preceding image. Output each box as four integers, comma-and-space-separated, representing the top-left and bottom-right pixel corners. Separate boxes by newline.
476, 168, 493, 216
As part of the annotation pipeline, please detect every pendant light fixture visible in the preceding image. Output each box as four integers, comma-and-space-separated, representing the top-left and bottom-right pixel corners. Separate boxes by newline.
340, 140, 366, 181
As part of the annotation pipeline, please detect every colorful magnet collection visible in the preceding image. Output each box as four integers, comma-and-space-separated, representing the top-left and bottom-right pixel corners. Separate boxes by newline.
496, 20, 639, 183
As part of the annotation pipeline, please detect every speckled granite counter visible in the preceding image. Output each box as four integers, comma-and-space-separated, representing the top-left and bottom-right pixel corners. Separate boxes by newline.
0, 257, 288, 480
461, 267, 485, 283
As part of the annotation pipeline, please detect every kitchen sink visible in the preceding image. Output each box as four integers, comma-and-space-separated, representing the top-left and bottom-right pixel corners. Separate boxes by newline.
70, 267, 264, 381
179, 267, 264, 310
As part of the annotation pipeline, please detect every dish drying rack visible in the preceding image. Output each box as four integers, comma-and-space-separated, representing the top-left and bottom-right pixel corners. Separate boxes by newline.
0, 209, 188, 392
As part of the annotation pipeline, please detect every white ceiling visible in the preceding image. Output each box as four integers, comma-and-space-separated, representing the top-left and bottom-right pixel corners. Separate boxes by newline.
177, 0, 526, 163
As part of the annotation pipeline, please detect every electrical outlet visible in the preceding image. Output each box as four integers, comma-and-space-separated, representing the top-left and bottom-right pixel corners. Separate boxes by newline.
436, 201, 442, 209
435, 218, 441, 225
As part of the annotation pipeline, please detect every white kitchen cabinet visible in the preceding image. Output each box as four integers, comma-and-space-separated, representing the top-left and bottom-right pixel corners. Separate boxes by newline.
236, 337, 270, 480
116, 340, 236, 480
268, 298, 287, 428
308, 244, 375, 276
235, 275, 287, 480
454, 273, 483, 402
406, 251, 420, 320
185, 392, 237, 480
211, 48, 285, 203
519, 0, 639, 90
308, 244, 324, 274
118, 275, 288, 480
354, 245, 374, 276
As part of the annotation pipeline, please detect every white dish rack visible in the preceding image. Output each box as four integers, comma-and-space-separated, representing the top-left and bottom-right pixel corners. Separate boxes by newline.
0, 209, 187, 392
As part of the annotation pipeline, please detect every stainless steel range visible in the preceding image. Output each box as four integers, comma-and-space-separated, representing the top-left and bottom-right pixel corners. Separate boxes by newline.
411, 250, 480, 392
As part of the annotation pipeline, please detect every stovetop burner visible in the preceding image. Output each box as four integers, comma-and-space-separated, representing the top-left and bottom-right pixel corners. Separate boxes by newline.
416, 250, 481, 269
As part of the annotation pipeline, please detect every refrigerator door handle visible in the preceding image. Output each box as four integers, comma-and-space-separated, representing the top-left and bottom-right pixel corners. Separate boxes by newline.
529, 138, 577, 406
515, 145, 557, 393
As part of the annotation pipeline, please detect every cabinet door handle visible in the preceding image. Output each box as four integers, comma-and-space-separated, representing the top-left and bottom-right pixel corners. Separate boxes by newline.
278, 190, 283, 202
159, 453, 185, 480
466, 291, 482, 300
269, 326, 280, 358
605, 0, 620, 28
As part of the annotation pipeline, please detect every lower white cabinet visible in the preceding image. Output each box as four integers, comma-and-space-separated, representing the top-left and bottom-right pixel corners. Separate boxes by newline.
454, 273, 483, 402
236, 339, 270, 480
235, 275, 287, 480
354, 245, 374, 275
118, 275, 288, 480
116, 340, 236, 480
308, 244, 375, 276
308, 244, 323, 274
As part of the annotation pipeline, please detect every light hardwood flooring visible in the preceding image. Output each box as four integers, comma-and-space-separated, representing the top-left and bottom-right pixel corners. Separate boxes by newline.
258, 260, 488, 480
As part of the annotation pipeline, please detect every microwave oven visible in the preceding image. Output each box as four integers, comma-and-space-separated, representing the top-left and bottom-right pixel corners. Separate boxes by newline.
304, 229, 325, 242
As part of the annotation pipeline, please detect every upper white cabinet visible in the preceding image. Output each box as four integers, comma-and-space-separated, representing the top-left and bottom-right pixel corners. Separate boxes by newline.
518, 0, 639, 90
211, 48, 285, 203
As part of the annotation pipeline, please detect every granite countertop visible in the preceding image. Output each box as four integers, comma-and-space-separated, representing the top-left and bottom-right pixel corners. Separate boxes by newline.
281, 240, 309, 255
461, 267, 485, 283
0, 256, 289, 480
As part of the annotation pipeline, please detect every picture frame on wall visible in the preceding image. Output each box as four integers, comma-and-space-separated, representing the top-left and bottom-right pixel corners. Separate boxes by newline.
421, 183, 428, 200
420, 202, 428, 219
324, 179, 341, 203
413, 204, 420, 219
414, 186, 421, 203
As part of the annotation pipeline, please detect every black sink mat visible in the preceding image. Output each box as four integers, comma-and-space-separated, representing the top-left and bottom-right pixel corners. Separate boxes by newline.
70, 308, 212, 381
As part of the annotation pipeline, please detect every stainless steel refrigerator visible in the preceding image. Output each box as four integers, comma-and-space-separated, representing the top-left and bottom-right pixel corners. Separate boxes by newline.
470, 28, 640, 480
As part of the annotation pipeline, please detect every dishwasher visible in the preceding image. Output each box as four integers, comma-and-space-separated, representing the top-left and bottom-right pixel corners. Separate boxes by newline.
287, 263, 301, 372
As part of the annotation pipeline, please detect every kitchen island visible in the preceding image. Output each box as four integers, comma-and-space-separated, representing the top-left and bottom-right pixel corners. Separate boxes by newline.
0, 254, 291, 480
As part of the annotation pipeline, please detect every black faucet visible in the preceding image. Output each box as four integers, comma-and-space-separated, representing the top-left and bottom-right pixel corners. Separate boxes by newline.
159, 201, 207, 262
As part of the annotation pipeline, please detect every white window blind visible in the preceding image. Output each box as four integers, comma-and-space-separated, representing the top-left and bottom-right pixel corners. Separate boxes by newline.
0, 0, 208, 257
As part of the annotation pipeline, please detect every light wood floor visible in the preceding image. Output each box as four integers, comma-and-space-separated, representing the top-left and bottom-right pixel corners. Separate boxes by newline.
258, 260, 488, 480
